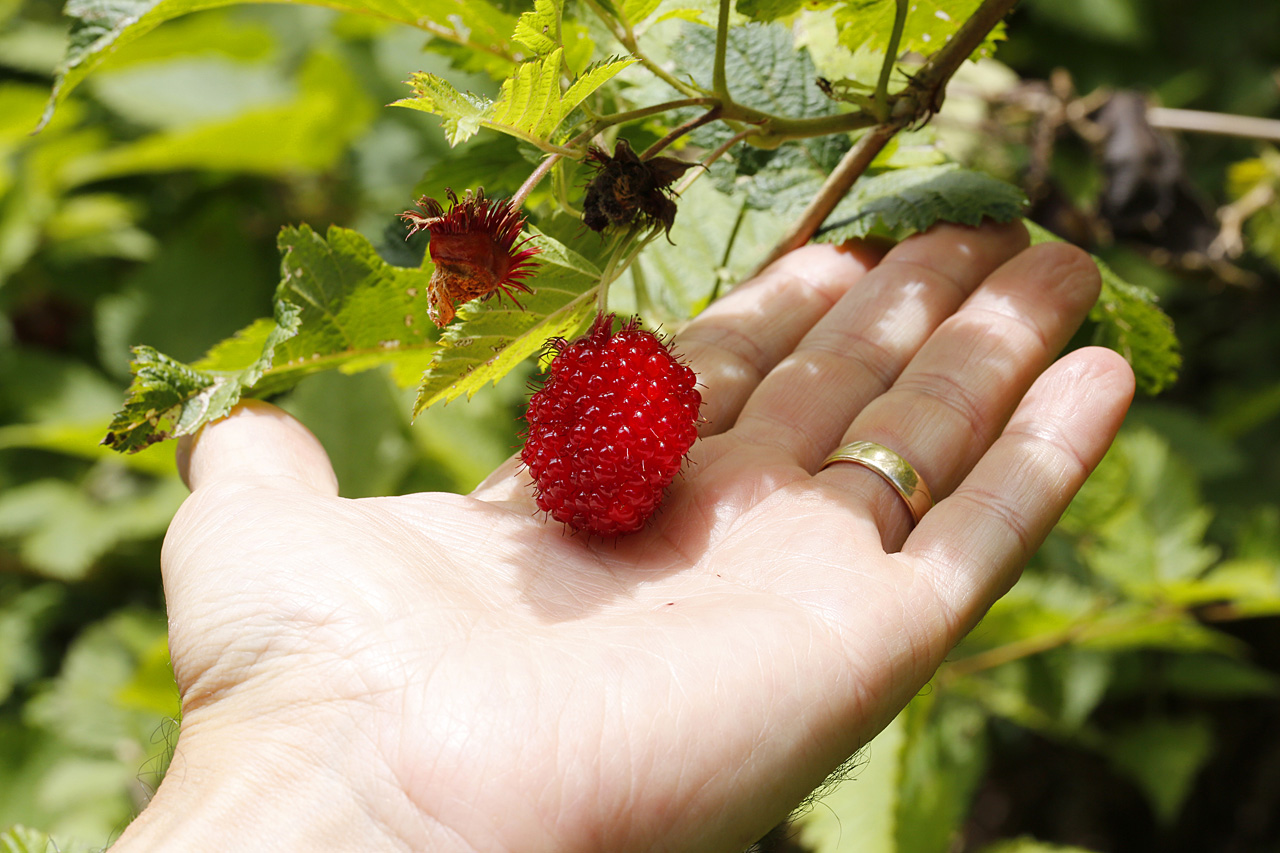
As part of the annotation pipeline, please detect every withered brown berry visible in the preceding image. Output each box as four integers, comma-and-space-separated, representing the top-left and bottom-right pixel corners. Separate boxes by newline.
581, 139, 695, 236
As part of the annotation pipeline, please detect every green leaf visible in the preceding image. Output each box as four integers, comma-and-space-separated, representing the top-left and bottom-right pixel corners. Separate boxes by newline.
104, 225, 441, 453
0, 826, 56, 853
560, 56, 636, 118
101, 346, 230, 454
0, 584, 62, 705
1025, 220, 1180, 395
488, 48, 571, 141
620, 0, 665, 25
11, 611, 175, 841
1106, 716, 1213, 824
395, 71, 492, 147
894, 694, 987, 852
979, 838, 1106, 853
817, 163, 1026, 242
115, 633, 180, 719
1076, 609, 1241, 656
514, 0, 563, 56
40, 0, 520, 130
65, 52, 374, 182
793, 694, 985, 853
835, 0, 1004, 58
1076, 428, 1218, 596
1189, 559, 1280, 618
676, 22, 833, 116
0, 475, 187, 579
1157, 653, 1280, 699
24, 609, 173, 749
395, 50, 634, 147
735, 0, 807, 22
413, 231, 600, 414
795, 716, 904, 852
677, 23, 849, 217
0, 421, 176, 475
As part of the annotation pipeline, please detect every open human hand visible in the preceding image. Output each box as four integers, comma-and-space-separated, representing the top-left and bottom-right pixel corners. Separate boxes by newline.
113, 221, 1134, 853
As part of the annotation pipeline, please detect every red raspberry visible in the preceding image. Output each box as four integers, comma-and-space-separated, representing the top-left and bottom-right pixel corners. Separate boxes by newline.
521, 313, 702, 536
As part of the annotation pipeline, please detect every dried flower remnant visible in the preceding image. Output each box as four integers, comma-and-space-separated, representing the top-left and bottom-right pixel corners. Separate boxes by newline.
581, 139, 696, 236
401, 189, 541, 326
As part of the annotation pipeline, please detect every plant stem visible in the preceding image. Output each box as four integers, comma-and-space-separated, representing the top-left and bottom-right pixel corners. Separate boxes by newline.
566, 98, 878, 158
566, 98, 721, 151
640, 107, 723, 159
873, 0, 909, 117
749, 123, 898, 274
596, 228, 637, 313
674, 127, 756, 195
581, 0, 703, 98
1147, 106, 1280, 143
936, 603, 1189, 686
750, 0, 1020, 272
910, 0, 1019, 99
710, 197, 750, 302
511, 154, 563, 208
712, 0, 733, 101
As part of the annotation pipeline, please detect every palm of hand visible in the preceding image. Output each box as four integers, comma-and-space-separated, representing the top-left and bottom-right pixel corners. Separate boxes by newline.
167, 431, 921, 851
153, 224, 1134, 853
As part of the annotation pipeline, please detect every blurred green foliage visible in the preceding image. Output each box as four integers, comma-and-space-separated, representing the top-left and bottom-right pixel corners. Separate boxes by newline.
1, 0, 1279, 850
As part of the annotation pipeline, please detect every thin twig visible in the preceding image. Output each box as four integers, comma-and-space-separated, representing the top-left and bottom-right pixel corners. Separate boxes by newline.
909, 0, 1020, 100
713, 0, 733, 100
511, 154, 562, 208
873, 0, 910, 118
751, 0, 1021, 273
1211, 178, 1277, 259
565, 98, 721, 151
581, 0, 702, 98
1147, 107, 1280, 143
673, 127, 756, 196
748, 124, 898, 275
640, 107, 723, 159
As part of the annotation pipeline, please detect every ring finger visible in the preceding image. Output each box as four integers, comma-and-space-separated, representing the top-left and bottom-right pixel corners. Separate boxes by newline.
815, 240, 1104, 550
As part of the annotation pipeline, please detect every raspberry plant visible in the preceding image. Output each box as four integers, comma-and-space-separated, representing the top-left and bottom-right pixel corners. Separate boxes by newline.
75, 0, 1180, 458
8, 0, 1280, 848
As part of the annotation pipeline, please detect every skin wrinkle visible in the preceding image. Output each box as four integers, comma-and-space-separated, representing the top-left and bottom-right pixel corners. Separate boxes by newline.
799, 324, 902, 393
1004, 418, 1094, 477
871, 256, 980, 304
890, 367, 1001, 453
947, 485, 1036, 564
906, 548, 983, 648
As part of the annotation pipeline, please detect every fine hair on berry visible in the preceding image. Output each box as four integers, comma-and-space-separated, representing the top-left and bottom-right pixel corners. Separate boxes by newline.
400, 188, 540, 327
521, 313, 702, 537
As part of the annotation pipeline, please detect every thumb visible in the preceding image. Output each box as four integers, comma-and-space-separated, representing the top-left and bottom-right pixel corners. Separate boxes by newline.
176, 400, 339, 496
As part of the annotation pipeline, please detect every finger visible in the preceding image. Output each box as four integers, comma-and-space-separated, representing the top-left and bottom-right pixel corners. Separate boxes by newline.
176, 399, 339, 496
676, 240, 888, 436
729, 221, 1030, 467
818, 241, 1103, 547
903, 347, 1135, 639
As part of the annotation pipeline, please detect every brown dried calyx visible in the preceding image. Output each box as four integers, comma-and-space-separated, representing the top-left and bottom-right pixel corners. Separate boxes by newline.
581, 139, 696, 236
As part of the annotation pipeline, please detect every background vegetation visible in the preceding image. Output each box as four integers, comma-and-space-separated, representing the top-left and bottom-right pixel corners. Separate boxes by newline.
1, 0, 1278, 850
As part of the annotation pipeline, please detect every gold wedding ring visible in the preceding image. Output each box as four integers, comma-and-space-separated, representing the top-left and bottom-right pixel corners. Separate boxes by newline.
821, 441, 934, 525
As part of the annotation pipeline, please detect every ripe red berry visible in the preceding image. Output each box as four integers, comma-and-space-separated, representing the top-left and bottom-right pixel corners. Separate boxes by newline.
521, 313, 702, 537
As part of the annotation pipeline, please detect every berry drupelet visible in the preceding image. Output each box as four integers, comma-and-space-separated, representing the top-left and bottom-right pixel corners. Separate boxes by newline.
521, 313, 702, 537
